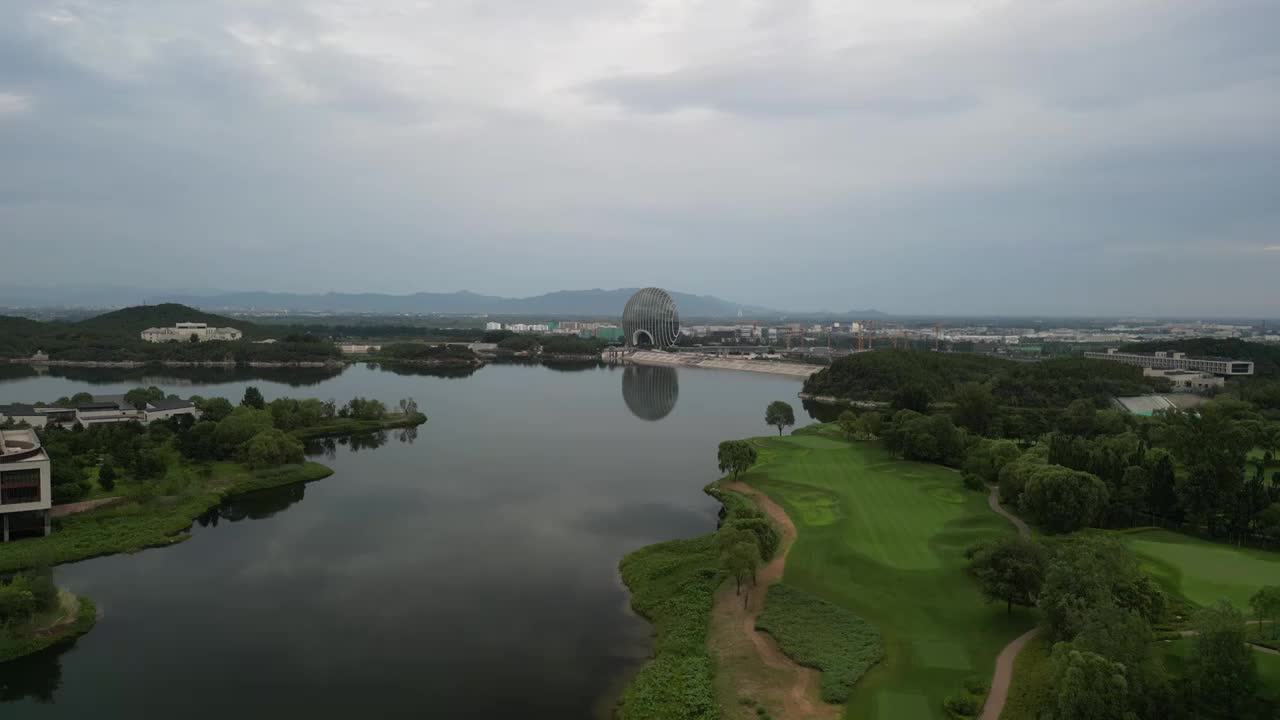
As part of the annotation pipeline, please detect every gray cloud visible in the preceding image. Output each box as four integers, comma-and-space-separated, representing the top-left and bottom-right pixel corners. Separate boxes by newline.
0, 0, 1277, 316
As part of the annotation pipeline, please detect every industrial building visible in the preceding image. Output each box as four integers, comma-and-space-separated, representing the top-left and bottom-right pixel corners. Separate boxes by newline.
1084, 348, 1254, 376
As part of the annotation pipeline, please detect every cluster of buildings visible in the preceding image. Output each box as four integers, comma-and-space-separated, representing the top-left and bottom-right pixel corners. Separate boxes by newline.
141, 321, 243, 343
0, 395, 200, 429
1085, 348, 1254, 395
485, 320, 624, 341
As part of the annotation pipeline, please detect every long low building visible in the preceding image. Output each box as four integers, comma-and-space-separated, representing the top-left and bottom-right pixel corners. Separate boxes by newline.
142, 321, 243, 343
1084, 348, 1254, 376
0, 427, 51, 541
0, 396, 201, 427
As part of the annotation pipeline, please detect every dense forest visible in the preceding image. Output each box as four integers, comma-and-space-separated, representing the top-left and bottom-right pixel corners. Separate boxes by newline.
0, 304, 337, 364
803, 350, 1163, 407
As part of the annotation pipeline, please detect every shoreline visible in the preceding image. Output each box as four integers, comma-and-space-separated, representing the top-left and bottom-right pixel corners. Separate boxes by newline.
5, 358, 342, 368
0, 593, 98, 665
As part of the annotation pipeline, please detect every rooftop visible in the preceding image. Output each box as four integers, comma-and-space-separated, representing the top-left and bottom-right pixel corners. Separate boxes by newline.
0, 427, 47, 463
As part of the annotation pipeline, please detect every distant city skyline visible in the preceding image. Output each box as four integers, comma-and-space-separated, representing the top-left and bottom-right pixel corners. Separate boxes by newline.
2, 1, 1278, 316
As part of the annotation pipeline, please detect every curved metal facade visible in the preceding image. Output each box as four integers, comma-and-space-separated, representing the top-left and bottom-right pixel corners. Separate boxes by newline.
622, 365, 679, 421
622, 287, 681, 348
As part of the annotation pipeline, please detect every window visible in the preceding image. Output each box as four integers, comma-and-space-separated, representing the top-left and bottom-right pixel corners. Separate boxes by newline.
1, 468, 42, 504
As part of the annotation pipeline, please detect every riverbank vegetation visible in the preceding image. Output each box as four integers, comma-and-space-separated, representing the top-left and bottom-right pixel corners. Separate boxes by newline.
0, 387, 424, 570
617, 485, 780, 720
0, 569, 97, 664
368, 343, 483, 367
754, 583, 883, 702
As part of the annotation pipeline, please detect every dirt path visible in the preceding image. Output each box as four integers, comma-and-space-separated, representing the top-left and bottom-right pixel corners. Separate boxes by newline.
721, 481, 838, 720
52, 496, 122, 518
979, 487, 1038, 720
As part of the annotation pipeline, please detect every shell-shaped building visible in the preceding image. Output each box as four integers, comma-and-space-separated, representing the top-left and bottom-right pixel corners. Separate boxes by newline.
622, 287, 681, 349
622, 365, 679, 421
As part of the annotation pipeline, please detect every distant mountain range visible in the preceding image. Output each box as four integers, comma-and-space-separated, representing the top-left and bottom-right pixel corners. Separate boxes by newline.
0, 285, 887, 319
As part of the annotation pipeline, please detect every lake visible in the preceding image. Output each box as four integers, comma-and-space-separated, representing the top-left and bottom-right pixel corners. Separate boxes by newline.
0, 362, 811, 718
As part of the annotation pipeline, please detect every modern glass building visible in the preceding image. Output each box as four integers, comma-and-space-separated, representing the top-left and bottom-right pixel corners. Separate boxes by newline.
622, 287, 681, 349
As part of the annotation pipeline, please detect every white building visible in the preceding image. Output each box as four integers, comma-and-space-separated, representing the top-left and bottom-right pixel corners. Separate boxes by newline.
1142, 368, 1226, 393
485, 322, 503, 331
1085, 348, 1254, 376
1, 397, 201, 428
0, 428, 51, 541
141, 322, 243, 343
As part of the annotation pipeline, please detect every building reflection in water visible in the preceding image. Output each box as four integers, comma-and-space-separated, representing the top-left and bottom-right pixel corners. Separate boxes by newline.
622, 365, 679, 421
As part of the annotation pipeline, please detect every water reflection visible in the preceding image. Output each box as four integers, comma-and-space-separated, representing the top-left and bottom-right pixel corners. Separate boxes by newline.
621, 365, 679, 421
367, 362, 480, 379
303, 428, 416, 461
0, 635, 75, 703
1, 365, 347, 388
197, 484, 308, 527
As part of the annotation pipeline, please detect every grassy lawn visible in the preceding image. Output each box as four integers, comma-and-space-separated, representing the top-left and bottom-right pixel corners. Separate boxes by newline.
999, 635, 1053, 720
0, 461, 332, 572
1125, 528, 1280, 611
744, 431, 1031, 720
1157, 636, 1280, 703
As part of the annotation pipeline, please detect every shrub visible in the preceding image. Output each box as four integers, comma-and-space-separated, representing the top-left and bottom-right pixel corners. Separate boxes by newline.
755, 584, 883, 702
98, 464, 117, 491
943, 692, 981, 718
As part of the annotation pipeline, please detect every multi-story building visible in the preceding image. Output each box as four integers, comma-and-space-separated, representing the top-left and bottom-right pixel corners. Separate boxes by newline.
0, 396, 200, 427
1085, 348, 1254, 376
141, 322, 243, 343
0, 428, 51, 541
1142, 368, 1225, 393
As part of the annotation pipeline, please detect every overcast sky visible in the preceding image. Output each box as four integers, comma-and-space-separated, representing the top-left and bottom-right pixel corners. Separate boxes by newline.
2, 1, 1278, 315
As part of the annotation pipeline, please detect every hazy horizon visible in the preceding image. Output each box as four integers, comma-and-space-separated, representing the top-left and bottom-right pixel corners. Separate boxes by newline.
2, 1, 1278, 316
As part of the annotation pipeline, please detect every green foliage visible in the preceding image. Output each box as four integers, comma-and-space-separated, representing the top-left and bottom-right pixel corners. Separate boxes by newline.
376, 342, 480, 362
950, 381, 998, 435
97, 463, 117, 491
124, 386, 164, 410
965, 535, 1047, 614
617, 534, 721, 720
764, 401, 795, 436
1187, 600, 1261, 718
717, 440, 758, 480
213, 406, 274, 455
1048, 645, 1131, 720
0, 462, 333, 572
803, 349, 1159, 408
942, 691, 981, 719
241, 386, 266, 409
497, 334, 540, 352
1019, 464, 1109, 533
342, 397, 387, 421
962, 438, 1022, 489
1251, 586, 1280, 640
196, 396, 234, 423
1040, 535, 1166, 643
240, 429, 305, 469
0, 595, 97, 664
891, 383, 933, 413
754, 584, 883, 703
882, 410, 966, 465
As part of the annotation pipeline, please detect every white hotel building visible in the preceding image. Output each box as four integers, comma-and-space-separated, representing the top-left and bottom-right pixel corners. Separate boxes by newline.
141, 322, 243, 343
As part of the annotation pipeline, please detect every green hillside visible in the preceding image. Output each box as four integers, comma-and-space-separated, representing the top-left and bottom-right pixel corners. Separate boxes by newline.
73, 303, 263, 338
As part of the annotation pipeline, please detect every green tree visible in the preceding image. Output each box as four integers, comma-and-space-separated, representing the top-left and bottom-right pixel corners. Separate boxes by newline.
1250, 586, 1280, 641
717, 440, 758, 481
765, 401, 795, 436
1187, 600, 1259, 719
124, 388, 152, 411
951, 382, 997, 435
240, 429, 305, 469
963, 439, 1022, 488
1061, 399, 1098, 436
965, 535, 1046, 614
1049, 645, 1131, 720
241, 386, 266, 410
97, 463, 117, 492
837, 410, 859, 440
1040, 535, 1166, 642
1146, 449, 1178, 524
857, 411, 883, 438
213, 407, 274, 456
721, 539, 761, 602
891, 383, 932, 413
197, 396, 234, 423
1019, 465, 1108, 534
69, 392, 94, 406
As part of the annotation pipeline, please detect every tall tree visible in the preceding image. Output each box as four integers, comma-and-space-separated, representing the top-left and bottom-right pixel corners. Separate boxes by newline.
1019, 465, 1109, 534
765, 401, 795, 436
124, 388, 152, 411
241, 386, 266, 410
717, 440, 758, 481
891, 384, 932, 413
965, 535, 1046, 614
1049, 646, 1131, 720
1188, 600, 1259, 719
1250, 586, 1280, 641
951, 381, 997, 436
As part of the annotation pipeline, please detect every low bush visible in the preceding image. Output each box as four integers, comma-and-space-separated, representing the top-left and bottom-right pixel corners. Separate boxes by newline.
754, 584, 884, 702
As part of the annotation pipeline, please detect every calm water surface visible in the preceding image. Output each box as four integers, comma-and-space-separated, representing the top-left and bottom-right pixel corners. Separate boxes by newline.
0, 362, 810, 718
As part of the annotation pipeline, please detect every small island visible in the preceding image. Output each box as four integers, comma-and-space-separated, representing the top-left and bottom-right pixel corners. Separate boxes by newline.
0, 568, 96, 664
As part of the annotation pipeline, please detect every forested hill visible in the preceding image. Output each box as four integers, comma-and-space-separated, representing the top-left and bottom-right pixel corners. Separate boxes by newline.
72, 303, 263, 338
802, 350, 1160, 407
1124, 338, 1280, 379
0, 304, 337, 363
